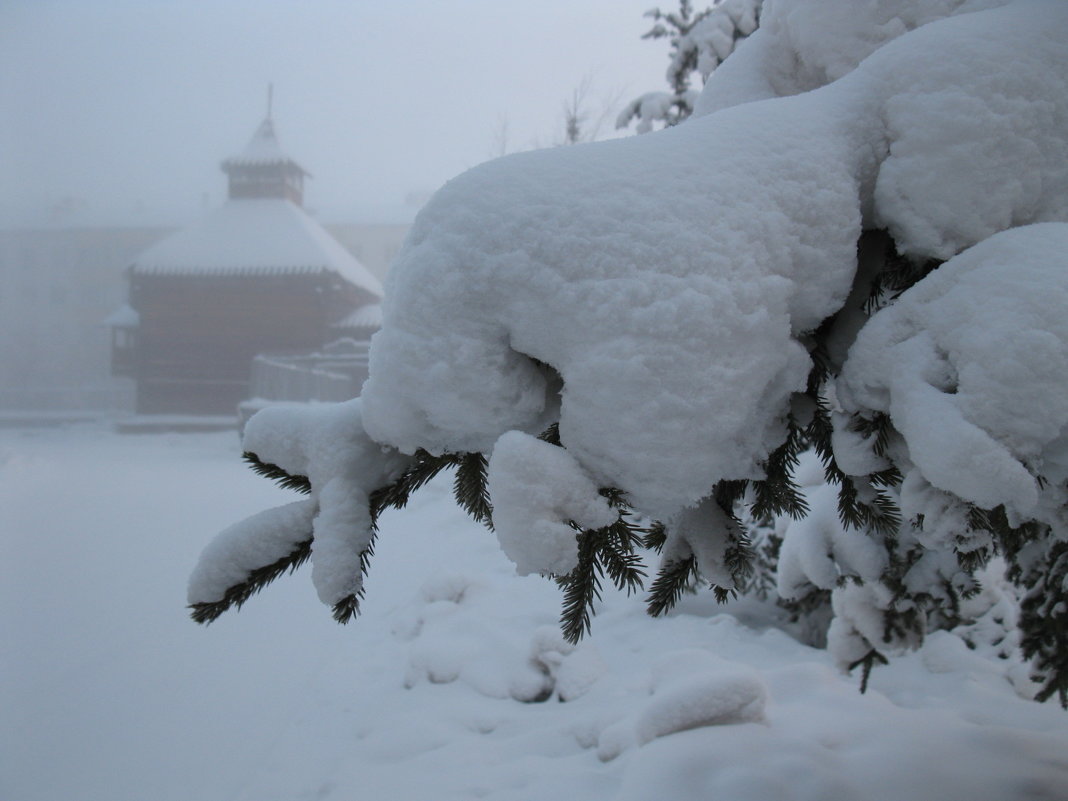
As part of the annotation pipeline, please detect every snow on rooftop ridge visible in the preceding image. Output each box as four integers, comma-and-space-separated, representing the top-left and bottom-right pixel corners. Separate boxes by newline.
131, 199, 383, 296
222, 117, 307, 172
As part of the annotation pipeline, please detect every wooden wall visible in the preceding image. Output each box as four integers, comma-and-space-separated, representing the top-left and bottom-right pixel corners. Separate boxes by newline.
128, 271, 371, 414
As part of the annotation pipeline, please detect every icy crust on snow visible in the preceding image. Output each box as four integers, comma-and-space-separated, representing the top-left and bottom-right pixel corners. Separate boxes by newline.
362, 0, 1068, 524
486, 431, 616, 576
840, 224, 1068, 518
189, 401, 409, 609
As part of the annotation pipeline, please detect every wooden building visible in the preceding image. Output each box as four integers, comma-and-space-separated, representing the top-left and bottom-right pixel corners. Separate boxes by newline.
112, 110, 382, 415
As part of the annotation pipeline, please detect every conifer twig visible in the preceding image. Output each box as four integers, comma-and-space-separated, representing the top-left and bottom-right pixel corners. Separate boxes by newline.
189, 536, 313, 624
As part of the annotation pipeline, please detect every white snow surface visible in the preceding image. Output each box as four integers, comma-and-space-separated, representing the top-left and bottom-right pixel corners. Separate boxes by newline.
5, 427, 1068, 801
131, 198, 383, 295
362, 0, 1068, 524
364, 82, 865, 519
333, 301, 383, 330
487, 430, 616, 576
219, 400, 410, 606
694, 0, 1012, 115
776, 475, 888, 600
840, 223, 1068, 518
187, 498, 317, 605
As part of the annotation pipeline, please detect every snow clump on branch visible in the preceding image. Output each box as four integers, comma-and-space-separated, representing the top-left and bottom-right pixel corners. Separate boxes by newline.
363, 0, 1068, 522
190, 0, 1068, 695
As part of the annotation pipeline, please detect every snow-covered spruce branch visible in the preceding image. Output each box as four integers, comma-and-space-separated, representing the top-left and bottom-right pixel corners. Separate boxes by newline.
189, 444, 481, 625
191, 2, 1068, 704
188, 523, 314, 624
187, 498, 318, 624
242, 451, 313, 495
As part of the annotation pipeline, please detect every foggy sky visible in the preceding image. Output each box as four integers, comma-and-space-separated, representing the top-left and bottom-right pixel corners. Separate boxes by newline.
1, 0, 668, 227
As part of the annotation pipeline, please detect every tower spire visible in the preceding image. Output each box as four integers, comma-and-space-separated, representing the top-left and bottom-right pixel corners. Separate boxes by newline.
221, 90, 308, 205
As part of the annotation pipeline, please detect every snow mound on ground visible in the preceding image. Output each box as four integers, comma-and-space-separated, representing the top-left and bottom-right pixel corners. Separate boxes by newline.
393, 574, 609, 703
597, 651, 767, 761
840, 223, 1068, 517
634, 670, 767, 743
362, 1, 1068, 526
13, 432, 1068, 801
527, 625, 608, 702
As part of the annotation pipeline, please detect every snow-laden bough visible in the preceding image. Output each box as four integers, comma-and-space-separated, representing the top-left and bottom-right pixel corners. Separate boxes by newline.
189, 0, 1068, 701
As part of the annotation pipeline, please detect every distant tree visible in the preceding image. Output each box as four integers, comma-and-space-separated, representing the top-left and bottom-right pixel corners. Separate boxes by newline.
617, 0, 762, 133
558, 75, 619, 146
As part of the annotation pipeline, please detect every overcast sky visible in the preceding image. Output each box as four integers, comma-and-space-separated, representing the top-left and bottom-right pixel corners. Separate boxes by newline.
1, 0, 669, 227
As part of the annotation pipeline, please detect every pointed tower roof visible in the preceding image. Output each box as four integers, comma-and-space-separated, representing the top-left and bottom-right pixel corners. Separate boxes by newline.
220, 88, 309, 206
222, 115, 309, 173
130, 91, 383, 298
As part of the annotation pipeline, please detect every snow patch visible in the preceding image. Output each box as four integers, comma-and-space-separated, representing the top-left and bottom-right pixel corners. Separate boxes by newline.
841, 224, 1068, 517
487, 430, 616, 576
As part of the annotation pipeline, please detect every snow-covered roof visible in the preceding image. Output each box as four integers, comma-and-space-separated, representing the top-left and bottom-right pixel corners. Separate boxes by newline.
130, 199, 383, 296
332, 302, 382, 330
222, 117, 307, 173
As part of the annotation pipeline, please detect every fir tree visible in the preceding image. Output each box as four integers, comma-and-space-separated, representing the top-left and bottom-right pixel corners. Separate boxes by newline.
616, 0, 762, 132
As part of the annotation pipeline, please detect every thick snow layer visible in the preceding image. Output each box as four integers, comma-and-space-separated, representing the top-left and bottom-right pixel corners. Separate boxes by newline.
363, 0, 1068, 525
776, 479, 888, 599
487, 431, 616, 576
364, 88, 867, 519
694, 0, 1012, 116
661, 496, 745, 590
6, 428, 1068, 801
840, 223, 1068, 517
132, 198, 383, 295
187, 498, 317, 605
225, 400, 409, 606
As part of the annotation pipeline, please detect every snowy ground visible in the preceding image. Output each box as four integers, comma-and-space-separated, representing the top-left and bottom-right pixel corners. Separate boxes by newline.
3, 425, 1068, 801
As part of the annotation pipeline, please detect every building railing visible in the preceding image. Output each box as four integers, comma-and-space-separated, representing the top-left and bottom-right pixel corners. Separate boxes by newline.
246, 338, 370, 404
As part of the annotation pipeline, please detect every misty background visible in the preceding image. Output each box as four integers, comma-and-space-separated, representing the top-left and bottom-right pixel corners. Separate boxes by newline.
0, 0, 668, 417
2, 0, 665, 227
